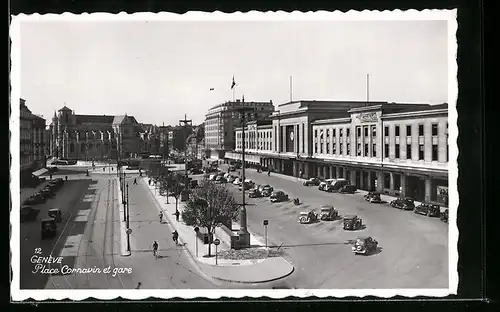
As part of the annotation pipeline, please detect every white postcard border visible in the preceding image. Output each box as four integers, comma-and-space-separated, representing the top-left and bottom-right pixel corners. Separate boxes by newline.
10, 9, 458, 301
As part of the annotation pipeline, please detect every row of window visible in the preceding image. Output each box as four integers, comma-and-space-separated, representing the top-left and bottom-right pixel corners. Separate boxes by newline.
384, 123, 445, 137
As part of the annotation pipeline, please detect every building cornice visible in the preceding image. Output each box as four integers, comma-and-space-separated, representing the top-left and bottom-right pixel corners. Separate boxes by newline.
382, 108, 448, 120
312, 117, 351, 125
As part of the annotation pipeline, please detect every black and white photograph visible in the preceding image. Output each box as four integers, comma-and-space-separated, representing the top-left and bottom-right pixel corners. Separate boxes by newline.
10, 10, 458, 300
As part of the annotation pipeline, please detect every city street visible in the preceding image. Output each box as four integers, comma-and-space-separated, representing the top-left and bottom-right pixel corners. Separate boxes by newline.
218, 164, 448, 289
118, 175, 216, 289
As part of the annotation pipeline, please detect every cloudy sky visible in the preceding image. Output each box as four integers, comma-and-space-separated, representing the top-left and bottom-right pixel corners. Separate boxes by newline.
18, 17, 449, 126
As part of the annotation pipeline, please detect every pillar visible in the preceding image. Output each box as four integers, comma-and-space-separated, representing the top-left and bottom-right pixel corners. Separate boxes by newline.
282, 127, 287, 153
342, 167, 346, 179
400, 173, 407, 197
336, 166, 341, 178
322, 166, 327, 178
367, 172, 373, 191
425, 178, 432, 202
316, 164, 321, 177
293, 161, 298, 177
280, 160, 285, 173
329, 166, 333, 179
376, 171, 384, 193
350, 171, 356, 186
390, 172, 394, 191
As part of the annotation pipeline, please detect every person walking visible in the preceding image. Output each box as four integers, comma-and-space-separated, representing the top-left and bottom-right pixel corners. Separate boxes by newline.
148, 179, 151, 185
175, 210, 180, 222
49, 173, 52, 180
152, 240, 159, 259
159, 210, 163, 223
172, 231, 179, 246
133, 178, 137, 185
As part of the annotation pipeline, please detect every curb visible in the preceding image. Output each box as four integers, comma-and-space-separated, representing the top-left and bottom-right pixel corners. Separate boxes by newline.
116, 177, 131, 257
212, 266, 295, 284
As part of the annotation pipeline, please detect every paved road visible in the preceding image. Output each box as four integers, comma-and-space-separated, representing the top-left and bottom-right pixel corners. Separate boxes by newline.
20, 176, 95, 289
218, 164, 448, 289
120, 176, 217, 289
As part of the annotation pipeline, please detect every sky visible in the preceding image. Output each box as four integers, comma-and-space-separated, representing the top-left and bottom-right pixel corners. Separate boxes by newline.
18, 18, 449, 126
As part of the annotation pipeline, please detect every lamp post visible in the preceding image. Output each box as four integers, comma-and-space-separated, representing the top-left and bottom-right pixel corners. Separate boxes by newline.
179, 114, 192, 190
126, 183, 130, 252
236, 107, 254, 248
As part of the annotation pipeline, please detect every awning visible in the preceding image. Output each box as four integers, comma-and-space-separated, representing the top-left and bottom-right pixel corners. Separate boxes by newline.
33, 168, 48, 177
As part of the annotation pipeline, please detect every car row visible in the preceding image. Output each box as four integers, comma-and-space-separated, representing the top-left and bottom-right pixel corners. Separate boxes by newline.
389, 196, 447, 221
305, 177, 357, 194
23, 178, 65, 206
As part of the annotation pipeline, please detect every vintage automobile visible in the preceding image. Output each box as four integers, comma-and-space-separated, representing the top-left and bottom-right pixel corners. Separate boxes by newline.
352, 236, 378, 255
259, 184, 273, 193
368, 194, 382, 203
440, 208, 449, 223
20, 205, 40, 223
189, 168, 203, 175
338, 185, 357, 194
270, 191, 289, 203
227, 175, 236, 183
48, 208, 62, 222
239, 180, 255, 191
24, 194, 46, 205
228, 165, 236, 171
390, 197, 415, 210
261, 188, 273, 197
41, 218, 58, 240
215, 176, 227, 184
298, 210, 318, 224
248, 188, 262, 198
233, 178, 241, 186
303, 177, 321, 186
364, 192, 380, 201
319, 205, 339, 221
324, 179, 350, 193
318, 179, 336, 191
208, 174, 217, 181
414, 203, 441, 217
343, 215, 363, 230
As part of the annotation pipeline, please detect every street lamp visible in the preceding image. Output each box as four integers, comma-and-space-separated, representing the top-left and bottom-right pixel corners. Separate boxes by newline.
236, 107, 254, 248
126, 183, 131, 252
179, 114, 192, 190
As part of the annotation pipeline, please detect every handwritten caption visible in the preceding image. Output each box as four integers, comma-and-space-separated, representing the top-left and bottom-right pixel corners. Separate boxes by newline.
30, 248, 132, 277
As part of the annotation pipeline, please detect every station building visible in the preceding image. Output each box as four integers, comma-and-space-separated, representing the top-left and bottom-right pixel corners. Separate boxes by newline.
228, 100, 449, 205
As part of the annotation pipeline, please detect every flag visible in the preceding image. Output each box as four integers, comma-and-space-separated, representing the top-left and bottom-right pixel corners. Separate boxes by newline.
210, 88, 214, 91
231, 76, 236, 89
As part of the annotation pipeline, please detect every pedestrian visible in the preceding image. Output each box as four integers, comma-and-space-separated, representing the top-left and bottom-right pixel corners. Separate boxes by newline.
103, 167, 105, 172
135, 282, 142, 289
152, 240, 159, 258
49, 173, 52, 180
159, 210, 163, 223
172, 231, 179, 245
65, 175, 68, 181
133, 178, 137, 185
268, 169, 271, 176
175, 209, 180, 222
148, 179, 151, 185
112, 167, 114, 171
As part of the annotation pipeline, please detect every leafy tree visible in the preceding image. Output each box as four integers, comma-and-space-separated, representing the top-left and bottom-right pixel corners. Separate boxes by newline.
182, 180, 239, 256
161, 172, 185, 212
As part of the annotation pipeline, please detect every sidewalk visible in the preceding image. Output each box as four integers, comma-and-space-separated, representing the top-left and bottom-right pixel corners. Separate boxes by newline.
140, 177, 294, 284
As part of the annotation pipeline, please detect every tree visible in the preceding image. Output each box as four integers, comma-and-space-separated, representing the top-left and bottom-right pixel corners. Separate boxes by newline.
181, 180, 239, 256
161, 172, 184, 212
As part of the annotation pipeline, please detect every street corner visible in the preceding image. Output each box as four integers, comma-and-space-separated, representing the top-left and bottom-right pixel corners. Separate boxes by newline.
198, 256, 295, 284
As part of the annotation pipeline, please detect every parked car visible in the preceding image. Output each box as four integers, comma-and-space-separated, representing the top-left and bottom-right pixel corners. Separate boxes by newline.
368, 194, 382, 203
414, 203, 441, 217
41, 218, 58, 240
270, 191, 289, 203
390, 197, 415, 210
364, 192, 380, 201
48, 208, 62, 222
208, 174, 217, 181
215, 176, 227, 184
248, 188, 262, 198
261, 188, 273, 197
303, 177, 321, 186
40, 188, 56, 199
325, 179, 349, 192
227, 175, 236, 183
228, 165, 236, 171
233, 178, 241, 186
259, 184, 273, 193
298, 210, 318, 224
21, 205, 39, 222
318, 179, 336, 191
319, 205, 339, 221
24, 194, 45, 205
440, 208, 449, 223
352, 236, 378, 255
343, 215, 363, 230
189, 168, 203, 175
238, 179, 255, 191
338, 185, 357, 194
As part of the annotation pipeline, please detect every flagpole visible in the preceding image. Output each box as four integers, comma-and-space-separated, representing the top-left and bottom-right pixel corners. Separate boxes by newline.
366, 73, 370, 106
290, 76, 293, 102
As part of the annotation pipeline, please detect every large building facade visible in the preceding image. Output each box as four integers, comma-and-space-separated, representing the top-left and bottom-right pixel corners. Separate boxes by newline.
49, 106, 143, 160
230, 100, 449, 205
20, 98, 47, 170
204, 99, 274, 160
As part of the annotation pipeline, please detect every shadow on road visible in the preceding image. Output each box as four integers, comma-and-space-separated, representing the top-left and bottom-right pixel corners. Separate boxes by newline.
20, 178, 103, 289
